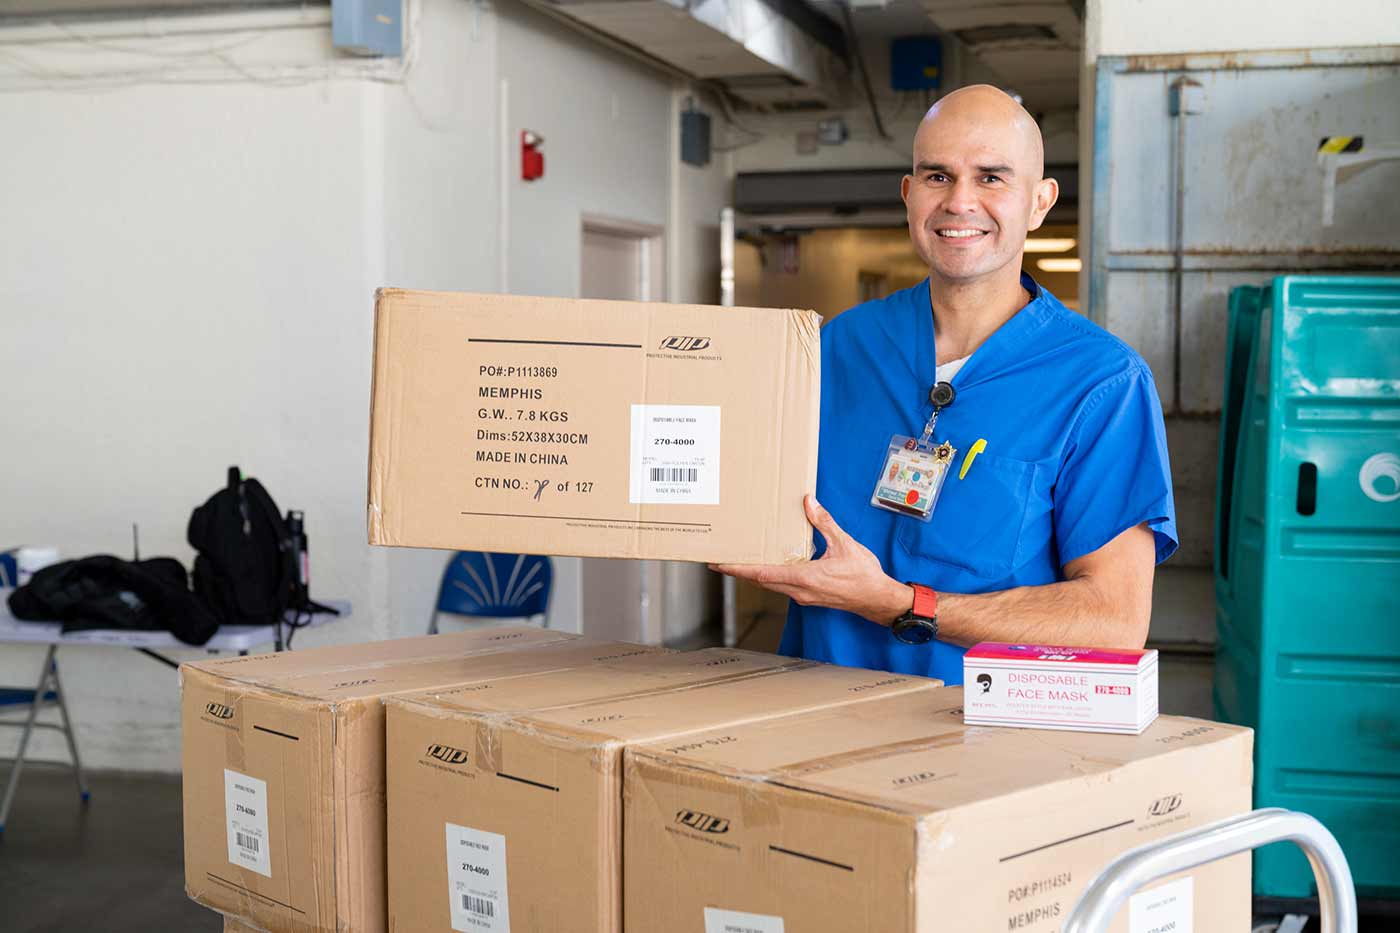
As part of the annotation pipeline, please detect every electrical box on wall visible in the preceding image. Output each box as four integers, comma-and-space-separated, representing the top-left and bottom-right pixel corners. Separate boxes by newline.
890, 36, 941, 91
332, 0, 403, 57
680, 108, 711, 167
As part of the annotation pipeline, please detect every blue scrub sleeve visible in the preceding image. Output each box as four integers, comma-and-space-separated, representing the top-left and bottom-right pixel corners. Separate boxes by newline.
776, 525, 823, 657
1053, 366, 1178, 566
777, 600, 803, 657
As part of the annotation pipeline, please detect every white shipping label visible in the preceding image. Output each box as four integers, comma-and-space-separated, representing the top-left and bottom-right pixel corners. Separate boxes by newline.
447, 823, 511, 933
223, 769, 271, 878
1129, 876, 1193, 933
629, 405, 721, 505
704, 907, 785, 933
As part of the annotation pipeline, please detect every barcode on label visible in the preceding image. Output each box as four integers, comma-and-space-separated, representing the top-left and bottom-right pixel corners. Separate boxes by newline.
462, 894, 495, 918
650, 468, 699, 483
236, 832, 260, 853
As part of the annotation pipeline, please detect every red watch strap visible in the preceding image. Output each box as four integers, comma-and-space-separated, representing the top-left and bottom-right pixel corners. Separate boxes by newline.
909, 583, 938, 619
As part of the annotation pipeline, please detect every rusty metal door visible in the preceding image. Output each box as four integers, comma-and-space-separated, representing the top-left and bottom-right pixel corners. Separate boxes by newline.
1087, 47, 1400, 416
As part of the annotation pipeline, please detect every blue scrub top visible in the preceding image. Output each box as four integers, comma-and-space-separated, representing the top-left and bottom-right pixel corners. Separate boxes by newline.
779, 274, 1177, 684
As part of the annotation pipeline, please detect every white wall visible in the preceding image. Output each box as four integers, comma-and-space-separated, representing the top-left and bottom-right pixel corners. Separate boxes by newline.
0, 0, 730, 772
498, 3, 673, 299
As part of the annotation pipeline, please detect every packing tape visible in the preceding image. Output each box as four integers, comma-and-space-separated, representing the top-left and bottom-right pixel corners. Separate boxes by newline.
226, 686, 250, 774
769, 730, 967, 780
474, 716, 505, 774
592, 742, 622, 777
740, 776, 783, 828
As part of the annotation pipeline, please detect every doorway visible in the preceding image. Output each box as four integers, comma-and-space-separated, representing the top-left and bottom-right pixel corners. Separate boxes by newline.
551, 218, 716, 647
581, 216, 663, 301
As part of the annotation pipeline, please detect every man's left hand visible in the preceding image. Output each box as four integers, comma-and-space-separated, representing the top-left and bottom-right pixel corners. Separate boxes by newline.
711, 495, 912, 626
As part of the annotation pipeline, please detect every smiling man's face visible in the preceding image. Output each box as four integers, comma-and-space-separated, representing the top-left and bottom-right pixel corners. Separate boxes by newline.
901, 86, 1057, 287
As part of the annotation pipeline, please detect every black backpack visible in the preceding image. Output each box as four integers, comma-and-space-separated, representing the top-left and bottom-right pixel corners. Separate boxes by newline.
188, 466, 296, 628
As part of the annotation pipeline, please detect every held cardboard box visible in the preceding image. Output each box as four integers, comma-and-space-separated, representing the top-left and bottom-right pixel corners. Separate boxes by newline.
963, 642, 1160, 734
385, 654, 940, 933
181, 628, 668, 933
624, 688, 1253, 933
367, 289, 821, 564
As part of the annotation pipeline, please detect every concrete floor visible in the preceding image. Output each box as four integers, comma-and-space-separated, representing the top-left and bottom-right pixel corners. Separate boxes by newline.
0, 761, 218, 933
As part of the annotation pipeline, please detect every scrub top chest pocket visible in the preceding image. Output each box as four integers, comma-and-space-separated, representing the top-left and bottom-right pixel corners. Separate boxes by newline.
896, 450, 1044, 580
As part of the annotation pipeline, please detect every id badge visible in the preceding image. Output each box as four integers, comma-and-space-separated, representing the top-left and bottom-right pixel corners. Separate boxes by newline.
871, 436, 957, 522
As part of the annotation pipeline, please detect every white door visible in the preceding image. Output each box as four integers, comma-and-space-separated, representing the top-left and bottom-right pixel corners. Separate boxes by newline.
581, 227, 645, 300
551, 220, 698, 645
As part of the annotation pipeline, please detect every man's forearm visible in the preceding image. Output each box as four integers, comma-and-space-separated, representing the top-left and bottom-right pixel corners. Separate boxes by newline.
722, 502, 1156, 651
936, 576, 1149, 650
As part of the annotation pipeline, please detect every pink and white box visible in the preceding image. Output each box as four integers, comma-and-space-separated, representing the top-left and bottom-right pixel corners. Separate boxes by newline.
962, 642, 1159, 734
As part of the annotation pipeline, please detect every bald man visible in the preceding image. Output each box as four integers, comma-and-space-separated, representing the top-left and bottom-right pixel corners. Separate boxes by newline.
716, 86, 1176, 684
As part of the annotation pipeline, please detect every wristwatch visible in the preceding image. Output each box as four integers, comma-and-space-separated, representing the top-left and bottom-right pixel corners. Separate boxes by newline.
891, 583, 938, 645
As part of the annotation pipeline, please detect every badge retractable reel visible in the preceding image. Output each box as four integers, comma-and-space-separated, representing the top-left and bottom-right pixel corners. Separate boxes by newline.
870, 381, 958, 523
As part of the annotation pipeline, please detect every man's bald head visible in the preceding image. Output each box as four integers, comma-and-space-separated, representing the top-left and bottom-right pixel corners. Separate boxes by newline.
900, 84, 1058, 288
915, 85, 1044, 180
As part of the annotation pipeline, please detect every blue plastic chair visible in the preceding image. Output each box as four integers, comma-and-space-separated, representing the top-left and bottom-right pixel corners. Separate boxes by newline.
428, 551, 553, 634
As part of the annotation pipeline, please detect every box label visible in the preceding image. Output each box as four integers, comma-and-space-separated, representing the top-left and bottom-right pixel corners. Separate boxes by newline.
223, 769, 271, 878
447, 823, 511, 932
704, 907, 785, 933
1129, 876, 1193, 933
629, 405, 721, 505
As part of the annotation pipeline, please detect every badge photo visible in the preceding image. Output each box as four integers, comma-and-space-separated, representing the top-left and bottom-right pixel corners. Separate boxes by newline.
871, 436, 957, 522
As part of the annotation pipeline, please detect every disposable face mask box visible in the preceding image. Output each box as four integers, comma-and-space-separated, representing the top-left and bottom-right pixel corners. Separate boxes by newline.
624, 688, 1252, 933
182, 627, 668, 933
385, 652, 940, 933
963, 642, 1159, 734
367, 289, 821, 564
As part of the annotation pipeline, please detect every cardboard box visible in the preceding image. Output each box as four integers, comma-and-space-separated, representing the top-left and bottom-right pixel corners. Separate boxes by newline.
225, 918, 261, 933
385, 653, 940, 933
196, 624, 575, 679
963, 642, 1160, 734
181, 628, 667, 933
367, 289, 821, 564
624, 687, 1253, 933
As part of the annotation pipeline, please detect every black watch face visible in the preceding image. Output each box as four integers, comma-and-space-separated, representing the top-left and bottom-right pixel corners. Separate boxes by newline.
893, 616, 935, 645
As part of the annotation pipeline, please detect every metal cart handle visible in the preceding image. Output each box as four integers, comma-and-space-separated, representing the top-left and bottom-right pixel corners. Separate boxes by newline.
1062, 808, 1356, 933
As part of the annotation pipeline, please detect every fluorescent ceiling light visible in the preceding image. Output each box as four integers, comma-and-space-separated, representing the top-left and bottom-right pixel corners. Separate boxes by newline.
1037, 258, 1083, 273
1024, 238, 1077, 253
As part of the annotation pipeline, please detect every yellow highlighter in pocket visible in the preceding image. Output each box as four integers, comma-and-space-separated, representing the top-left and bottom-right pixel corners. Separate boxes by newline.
959, 438, 988, 480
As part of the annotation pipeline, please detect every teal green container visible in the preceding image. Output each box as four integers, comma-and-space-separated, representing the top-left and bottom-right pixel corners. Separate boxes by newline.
1214, 276, 1400, 900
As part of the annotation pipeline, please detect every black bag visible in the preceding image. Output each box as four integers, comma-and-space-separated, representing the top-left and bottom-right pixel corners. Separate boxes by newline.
8, 555, 220, 646
187, 466, 296, 629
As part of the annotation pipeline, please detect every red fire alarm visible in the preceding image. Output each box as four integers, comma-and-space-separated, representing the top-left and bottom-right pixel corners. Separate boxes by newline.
521, 130, 544, 182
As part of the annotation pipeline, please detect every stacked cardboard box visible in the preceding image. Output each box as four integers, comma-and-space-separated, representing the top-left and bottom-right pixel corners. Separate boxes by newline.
181, 627, 669, 932
195, 643, 1253, 933
624, 687, 1253, 932
385, 654, 941, 932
